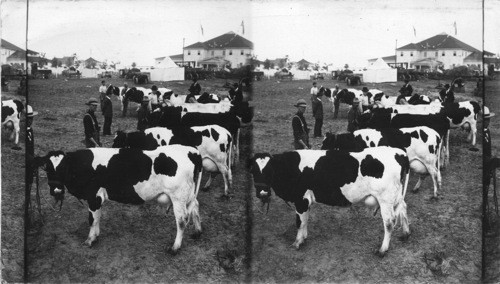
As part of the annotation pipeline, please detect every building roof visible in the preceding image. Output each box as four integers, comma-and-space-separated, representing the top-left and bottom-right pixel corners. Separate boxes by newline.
184, 42, 206, 49
464, 51, 499, 62
1, 39, 24, 52
397, 33, 481, 52
297, 59, 312, 64
84, 57, 101, 63
184, 31, 253, 50
368, 55, 396, 62
7, 50, 44, 63
155, 56, 166, 60
169, 54, 183, 61
198, 57, 230, 65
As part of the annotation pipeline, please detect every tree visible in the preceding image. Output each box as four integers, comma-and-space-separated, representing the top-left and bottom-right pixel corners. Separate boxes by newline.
131, 62, 137, 68
344, 64, 349, 70
51, 57, 59, 68
264, 59, 271, 70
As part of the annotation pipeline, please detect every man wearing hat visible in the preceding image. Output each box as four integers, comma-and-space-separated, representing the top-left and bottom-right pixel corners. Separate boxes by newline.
347, 98, 362, 133
26, 105, 38, 186
439, 84, 455, 104
137, 96, 151, 131
101, 88, 113, 136
483, 106, 497, 230
311, 88, 324, 138
361, 87, 373, 112
332, 84, 341, 119
399, 79, 413, 97
292, 99, 310, 149
83, 98, 101, 147
149, 85, 161, 111
187, 77, 201, 103
121, 83, 129, 117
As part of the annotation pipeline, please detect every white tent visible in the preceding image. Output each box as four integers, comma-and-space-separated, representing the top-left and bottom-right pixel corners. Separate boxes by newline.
361, 58, 397, 83
150, 57, 184, 81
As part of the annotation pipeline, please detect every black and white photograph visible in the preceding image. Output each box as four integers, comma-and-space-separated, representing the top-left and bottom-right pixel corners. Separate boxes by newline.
1, 0, 500, 282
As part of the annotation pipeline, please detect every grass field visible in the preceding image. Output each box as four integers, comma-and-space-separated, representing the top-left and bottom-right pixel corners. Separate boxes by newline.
2, 77, 253, 282
2, 75, 498, 282
250, 77, 482, 282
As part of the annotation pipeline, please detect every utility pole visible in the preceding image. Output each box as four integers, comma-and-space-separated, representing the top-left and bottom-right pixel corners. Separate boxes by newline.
182, 38, 185, 67
395, 39, 398, 68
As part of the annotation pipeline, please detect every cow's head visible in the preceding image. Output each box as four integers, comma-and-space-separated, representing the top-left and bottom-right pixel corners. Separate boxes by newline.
34, 151, 67, 210
247, 153, 273, 205
112, 130, 127, 148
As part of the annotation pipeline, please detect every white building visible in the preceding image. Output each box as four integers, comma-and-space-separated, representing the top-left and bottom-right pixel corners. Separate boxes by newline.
160, 31, 253, 69
395, 33, 490, 71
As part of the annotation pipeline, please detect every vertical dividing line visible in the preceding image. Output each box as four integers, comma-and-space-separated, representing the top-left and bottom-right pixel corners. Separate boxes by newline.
24, 0, 30, 282
481, 0, 486, 281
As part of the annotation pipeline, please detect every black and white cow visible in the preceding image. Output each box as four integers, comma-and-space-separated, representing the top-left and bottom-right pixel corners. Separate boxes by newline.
369, 100, 480, 146
358, 111, 450, 167
34, 145, 203, 254
2, 99, 24, 145
249, 147, 410, 256
112, 125, 233, 197
322, 126, 442, 198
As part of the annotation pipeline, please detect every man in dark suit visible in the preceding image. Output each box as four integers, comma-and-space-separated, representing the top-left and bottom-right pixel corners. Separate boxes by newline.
397, 79, 413, 104
101, 92, 113, 136
312, 90, 324, 138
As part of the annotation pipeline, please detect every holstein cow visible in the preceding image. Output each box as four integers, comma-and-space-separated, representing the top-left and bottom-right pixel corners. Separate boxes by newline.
113, 125, 234, 197
322, 126, 442, 198
321, 87, 363, 113
34, 145, 203, 254
151, 103, 253, 163
358, 111, 451, 168
249, 147, 410, 256
1, 99, 24, 145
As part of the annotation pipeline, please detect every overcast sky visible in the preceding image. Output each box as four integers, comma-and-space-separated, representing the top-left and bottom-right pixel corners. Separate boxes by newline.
1, 0, 499, 68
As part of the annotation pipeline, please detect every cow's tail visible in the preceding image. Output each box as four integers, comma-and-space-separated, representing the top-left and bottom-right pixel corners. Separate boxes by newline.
228, 136, 233, 170
401, 157, 410, 200
195, 168, 203, 198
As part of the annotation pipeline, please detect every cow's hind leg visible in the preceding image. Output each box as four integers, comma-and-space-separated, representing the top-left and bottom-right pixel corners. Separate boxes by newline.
412, 175, 425, 193
395, 200, 410, 241
187, 198, 202, 239
376, 203, 395, 257
168, 198, 189, 255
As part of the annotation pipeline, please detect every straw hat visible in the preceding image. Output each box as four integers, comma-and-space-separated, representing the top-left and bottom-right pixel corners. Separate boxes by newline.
484, 106, 495, 119
27, 105, 38, 117
294, 99, 307, 107
85, 97, 99, 106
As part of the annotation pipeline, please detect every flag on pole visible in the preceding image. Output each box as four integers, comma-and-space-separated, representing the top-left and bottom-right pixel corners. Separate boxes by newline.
241, 20, 245, 35
453, 21, 457, 35
200, 24, 204, 36
413, 26, 416, 37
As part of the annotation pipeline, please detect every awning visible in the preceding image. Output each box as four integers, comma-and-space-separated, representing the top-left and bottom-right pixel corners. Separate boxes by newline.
411, 58, 443, 67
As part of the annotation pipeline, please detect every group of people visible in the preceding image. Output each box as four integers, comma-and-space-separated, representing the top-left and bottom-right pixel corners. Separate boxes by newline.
291, 78, 461, 149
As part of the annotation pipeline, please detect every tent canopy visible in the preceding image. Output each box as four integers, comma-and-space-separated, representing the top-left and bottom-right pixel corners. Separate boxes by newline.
367, 57, 391, 70
158, 56, 179, 68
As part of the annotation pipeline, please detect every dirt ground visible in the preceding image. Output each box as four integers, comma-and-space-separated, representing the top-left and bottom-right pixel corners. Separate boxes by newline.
483, 78, 500, 283
250, 78, 482, 283
1, 84, 27, 283
1, 75, 495, 283
2, 77, 253, 282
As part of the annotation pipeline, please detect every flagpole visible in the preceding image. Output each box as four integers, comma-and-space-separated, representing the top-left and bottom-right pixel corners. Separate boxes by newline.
395, 39, 398, 68
182, 38, 185, 67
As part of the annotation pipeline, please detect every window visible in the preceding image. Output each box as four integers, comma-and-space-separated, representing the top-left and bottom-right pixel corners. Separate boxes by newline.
197, 50, 200, 55
410, 52, 413, 57
188, 50, 191, 55
211, 50, 214, 56
424, 52, 427, 57
240, 50, 244, 55
223, 50, 226, 56
442, 51, 445, 56
400, 52, 404, 56
435, 51, 438, 57
229, 50, 233, 55
453, 51, 456, 56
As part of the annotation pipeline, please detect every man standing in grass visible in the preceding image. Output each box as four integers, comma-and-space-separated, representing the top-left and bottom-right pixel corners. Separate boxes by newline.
312, 90, 324, 138
292, 99, 310, 149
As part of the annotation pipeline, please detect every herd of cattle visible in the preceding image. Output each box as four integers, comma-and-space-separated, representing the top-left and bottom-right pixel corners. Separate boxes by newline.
0, 80, 481, 256
249, 85, 481, 256
1, 82, 253, 255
